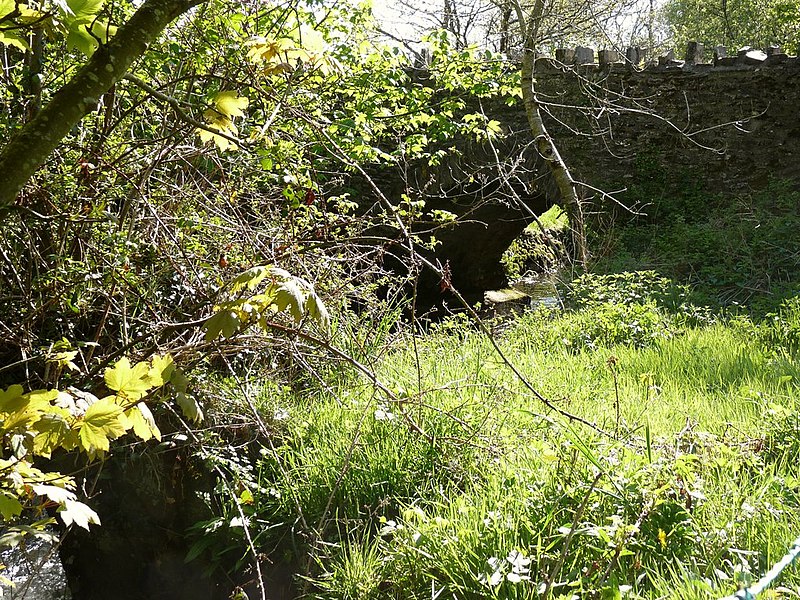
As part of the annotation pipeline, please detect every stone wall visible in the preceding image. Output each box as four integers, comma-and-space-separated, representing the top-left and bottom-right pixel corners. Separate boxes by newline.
527, 43, 800, 203
369, 43, 800, 305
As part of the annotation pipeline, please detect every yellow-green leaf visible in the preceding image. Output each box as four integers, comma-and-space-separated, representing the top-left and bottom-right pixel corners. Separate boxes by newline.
176, 392, 204, 424
66, 0, 104, 18
0, 492, 23, 520
273, 280, 305, 322
124, 403, 161, 442
1, 409, 41, 433
147, 354, 175, 387
0, 30, 30, 52
214, 91, 249, 119
32, 411, 72, 457
227, 265, 272, 293
0, 385, 26, 413
204, 310, 241, 341
197, 122, 238, 151
25, 389, 59, 411
305, 292, 330, 331
104, 357, 151, 400
77, 397, 126, 453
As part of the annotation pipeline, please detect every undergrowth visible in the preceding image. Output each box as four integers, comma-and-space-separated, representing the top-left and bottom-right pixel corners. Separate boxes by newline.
190, 272, 800, 599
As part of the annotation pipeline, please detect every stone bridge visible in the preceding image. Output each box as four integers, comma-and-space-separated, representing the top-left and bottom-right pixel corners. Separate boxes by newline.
378, 43, 800, 306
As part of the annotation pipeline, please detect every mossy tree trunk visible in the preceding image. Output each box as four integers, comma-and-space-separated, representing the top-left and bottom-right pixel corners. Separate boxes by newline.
512, 0, 589, 267
0, 0, 207, 207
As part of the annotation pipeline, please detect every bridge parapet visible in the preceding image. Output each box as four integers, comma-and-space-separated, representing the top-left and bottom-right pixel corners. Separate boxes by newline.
537, 41, 798, 73
368, 43, 800, 305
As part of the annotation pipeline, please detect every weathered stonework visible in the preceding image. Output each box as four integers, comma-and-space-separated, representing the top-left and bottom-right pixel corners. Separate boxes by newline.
367, 43, 800, 306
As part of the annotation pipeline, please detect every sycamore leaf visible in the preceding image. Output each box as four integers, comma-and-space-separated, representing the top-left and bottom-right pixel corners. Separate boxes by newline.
25, 389, 59, 411
124, 403, 161, 442
305, 292, 330, 331
66, 24, 97, 55
214, 91, 249, 118
66, 20, 117, 56
204, 310, 241, 342
104, 357, 151, 400
0, 30, 30, 51
1, 409, 41, 433
66, 0, 104, 18
246, 36, 296, 63
170, 368, 188, 392
0, 493, 23, 520
176, 392, 204, 423
59, 499, 100, 530
77, 397, 126, 453
31, 484, 76, 505
0, 385, 26, 413
486, 119, 503, 138
197, 122, 238, 151
147, 354, 175, 388
227, 265, 272, 293
32, 412, 72, 457
273, 280, 305, 322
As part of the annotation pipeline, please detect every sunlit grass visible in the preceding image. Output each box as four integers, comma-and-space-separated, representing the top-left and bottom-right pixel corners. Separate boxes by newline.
228, 281, 800, 599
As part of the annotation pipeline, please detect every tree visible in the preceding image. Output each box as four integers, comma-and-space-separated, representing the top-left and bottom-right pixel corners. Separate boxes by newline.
662, 0, 800, 52
0, 0, 206, 206
510, 0, 589, 266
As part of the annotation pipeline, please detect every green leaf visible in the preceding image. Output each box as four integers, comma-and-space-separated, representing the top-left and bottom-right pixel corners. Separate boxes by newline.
66, 24, 97, 55
124, 403, 161, 442
204, 310, 241, 341
273, 280, 305, 322
148, 354, 175, 387
59, 499, 100, 530
32, 411, 72, 456
0, 30, 30, 51
227, 265, 272, 293
197, 122, 238, 151
486, 119, 502, 138
0, 492, 23, 520
0, 385, 26, 413
1, 408, 41, 432
104, 357, 152, 400
305, 292, 330, 331
65, 19, 117, 56
77, 397, 126, 453
176, 392, 204, 423
66, 0, 104, 18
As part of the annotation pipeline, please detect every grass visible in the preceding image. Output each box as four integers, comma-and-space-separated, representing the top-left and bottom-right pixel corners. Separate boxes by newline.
193, 274, 800, 599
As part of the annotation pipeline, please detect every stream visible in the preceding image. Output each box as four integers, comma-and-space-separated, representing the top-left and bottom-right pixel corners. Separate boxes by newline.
1, 537, 71, 599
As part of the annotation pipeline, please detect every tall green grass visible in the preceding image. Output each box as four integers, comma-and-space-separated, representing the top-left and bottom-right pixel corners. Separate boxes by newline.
194, 274, 800, 599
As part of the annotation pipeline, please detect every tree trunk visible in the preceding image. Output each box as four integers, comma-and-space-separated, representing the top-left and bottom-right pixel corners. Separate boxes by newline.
512, 0, 588, 267
0, 0, 206, 207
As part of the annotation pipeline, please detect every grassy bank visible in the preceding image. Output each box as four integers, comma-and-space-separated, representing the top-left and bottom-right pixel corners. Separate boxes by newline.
194, 273, 800, 599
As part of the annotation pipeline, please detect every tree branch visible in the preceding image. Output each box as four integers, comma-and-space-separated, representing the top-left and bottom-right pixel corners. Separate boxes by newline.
0, 0, 207, 207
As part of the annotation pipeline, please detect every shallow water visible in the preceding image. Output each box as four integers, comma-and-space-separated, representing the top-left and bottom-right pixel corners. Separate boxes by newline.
1, 538, 71, 600
511, 274, 563, 309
